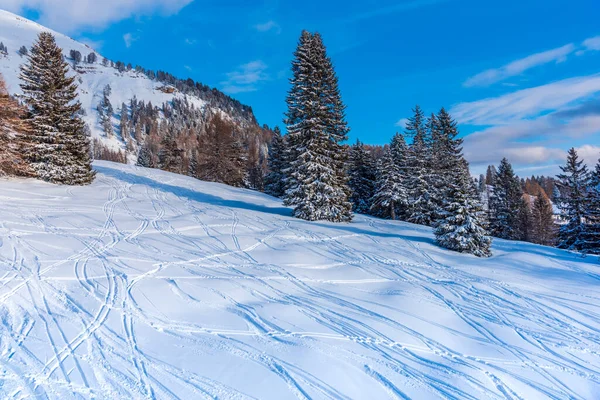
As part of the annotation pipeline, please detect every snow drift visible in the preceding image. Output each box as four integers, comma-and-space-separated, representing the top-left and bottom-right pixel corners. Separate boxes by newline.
0, 161, 599, 399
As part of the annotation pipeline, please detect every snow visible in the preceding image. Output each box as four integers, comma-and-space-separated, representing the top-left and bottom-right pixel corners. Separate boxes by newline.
1, 161, 599, 399
0, 9, 206, 156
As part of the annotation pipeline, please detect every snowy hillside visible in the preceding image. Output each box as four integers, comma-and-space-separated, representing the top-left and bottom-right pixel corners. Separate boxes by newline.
0, 10, 255, 161
0, 161, 599, 399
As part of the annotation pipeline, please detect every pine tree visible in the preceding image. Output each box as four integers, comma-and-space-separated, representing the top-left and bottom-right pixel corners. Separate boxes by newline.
489, 158, 523, 240
98, 84, 114, 137
389, 132, 409, 219
486, 165, 497, 186
348, 140, 377, 214
264, 126, 287, 198
517, 196, 532, 242
370, 148, 407, 219
18, 46, 28, 57
531, 190, 556, 246
405, 106, 435, 226
556, 148, 589, 252
435, 160, 492, 257
20, 32, 94, 185
283, 30, 352, 222
119, 102, 130, 141
583, 159, 600, 254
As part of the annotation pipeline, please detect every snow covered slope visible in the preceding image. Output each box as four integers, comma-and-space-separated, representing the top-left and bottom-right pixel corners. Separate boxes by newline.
0, 10, 253, 159
1, 161, 599, 399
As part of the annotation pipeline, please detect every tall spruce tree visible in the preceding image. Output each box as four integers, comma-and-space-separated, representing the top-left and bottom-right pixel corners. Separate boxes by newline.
348, 140, 377, 214
489, 158, 523, 240
20, 32, 94, 185
283, 31, 352, 222
435, 160, 492, 257
264, 126, 287, 198
405, 106, 435, 226
370, 148, 407, 220
556, 148, 589, 252
431, 108, 464, 224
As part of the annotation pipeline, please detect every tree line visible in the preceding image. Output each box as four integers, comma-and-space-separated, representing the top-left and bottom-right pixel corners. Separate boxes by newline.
3, 31, 599, 258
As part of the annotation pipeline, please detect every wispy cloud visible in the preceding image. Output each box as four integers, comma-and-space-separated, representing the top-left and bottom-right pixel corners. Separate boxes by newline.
395, 118, 409, 128
452, 74, 600, 126
221, 60, 270, 94
464, 44, 575, 87
254, 20, 281, 34
465, 34, 600, 87
3, 0, 193, 33
123, 33, 137, 48
583, 36, 600, 51
455, 73, 600, 169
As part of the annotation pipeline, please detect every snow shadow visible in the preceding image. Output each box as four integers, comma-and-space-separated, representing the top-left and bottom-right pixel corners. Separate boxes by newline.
95, 165, 292, 217
310, 221, 436, 246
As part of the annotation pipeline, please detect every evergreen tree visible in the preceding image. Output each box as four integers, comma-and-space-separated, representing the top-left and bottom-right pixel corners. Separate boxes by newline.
264, 126, 287, 198
531, 190, 556, 246
98, 84, 114, 137
486, 165, 497, 186
370, 148, 407, 219
18, 46, 28, 57
119, 102, 130, 141
389, 132, 409, 219
283, 31, 352, 222
556, 148, 589, 252
435, 160, 492, 257
405, 106, 435, 226
69, 50, 82, 66
0, 42, 7, 54
489, 158, 523, 240
431, 108, 464, 224
584, 158, 600, 254
517, 196, 532, 242
348, 140, 377, 214
20, 32, 94, 185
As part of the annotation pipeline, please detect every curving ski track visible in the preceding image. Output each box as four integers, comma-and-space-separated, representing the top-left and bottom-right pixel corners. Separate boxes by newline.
0, 161, 599, 399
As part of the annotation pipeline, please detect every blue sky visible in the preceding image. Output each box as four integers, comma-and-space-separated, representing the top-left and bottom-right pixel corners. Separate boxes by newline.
4, 0, 600, 175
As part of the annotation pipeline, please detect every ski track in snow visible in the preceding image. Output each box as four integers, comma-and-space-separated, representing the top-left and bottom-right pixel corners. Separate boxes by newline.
1, 161, 600, 399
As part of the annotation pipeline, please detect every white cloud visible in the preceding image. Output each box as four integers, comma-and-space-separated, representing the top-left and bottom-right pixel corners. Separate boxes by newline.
464, 44, 575, 87
583, 36, 600, 51
575, 144, 600, 163
395, 118, 409, 128
462, 113, 600, 167
221, 60, 269, 94
452, 74, 600, 126
254, 20, 281, 34
123, 33, 137, 48
2, 0, 193, 33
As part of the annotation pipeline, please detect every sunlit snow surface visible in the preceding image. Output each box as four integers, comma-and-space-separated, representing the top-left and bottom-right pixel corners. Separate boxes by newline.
1, 162, 599, 399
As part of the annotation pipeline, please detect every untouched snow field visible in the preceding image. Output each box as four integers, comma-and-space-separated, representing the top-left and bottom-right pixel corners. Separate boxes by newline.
1, 162, 600, 399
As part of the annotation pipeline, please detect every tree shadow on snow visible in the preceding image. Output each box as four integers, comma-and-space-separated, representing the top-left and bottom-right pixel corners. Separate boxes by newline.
95, 165, 292, 217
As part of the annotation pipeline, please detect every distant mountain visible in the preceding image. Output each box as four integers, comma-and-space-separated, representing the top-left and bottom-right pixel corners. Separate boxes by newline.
0, 9, 267, 166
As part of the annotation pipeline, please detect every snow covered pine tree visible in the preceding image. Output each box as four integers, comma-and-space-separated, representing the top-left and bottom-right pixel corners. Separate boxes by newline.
20, 32, 95, 185
488, 158, 523, 240
283, 31, 352, 222
370, 147, 407, 220
348, 140, 377, 214
264, 126, 287, 198
435, 160, 492, 257
556, 148, 589, 252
